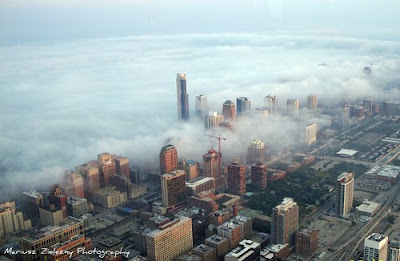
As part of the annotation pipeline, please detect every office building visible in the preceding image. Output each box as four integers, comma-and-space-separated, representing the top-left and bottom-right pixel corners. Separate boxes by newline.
45, 235, 93, 261
287, 99, 300, 117
146, 216, 193, 261
236, 97, 251, 115
160, 144, 179, 174
232, 215, 253, 239
91, 186, 127, 208
196, 95, 209, 118
247, 139, 265, 164
97, 153, 116, 187
336, 171, 354, 217
110, 175, 147, 199
225, 239, 261, 261
113, 155, 130, 179
295, 229, 318, 258
271, 197, 299, 246
364, 233, 388, 261
205, 111, 224, 129
19, 217, 84, 261
64, 170, 85, 198
161, 170, 187, 207
265, 95, 278, 115
227, 163, 246, 196
177, 73, 189, 120
75, 161, 100, 198
223, 100, 236, 121
307, 95, 318, 111
363, 98, 374, 114
0, 202, 31, 238
389, 241, 400, 261
251, 163, 267, 191
192, 244, 217, 261
383, 100, 400, 116
39, 207, 64, 227
67, 196, 89, 218
355, 200, 381, 220
304, 123, 317, 145
49, 185, 68, 218
203, 148, 222, 178
179, 159, 200, 181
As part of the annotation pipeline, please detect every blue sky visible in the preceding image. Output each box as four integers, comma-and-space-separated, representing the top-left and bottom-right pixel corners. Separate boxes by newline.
1, 0, 400, 43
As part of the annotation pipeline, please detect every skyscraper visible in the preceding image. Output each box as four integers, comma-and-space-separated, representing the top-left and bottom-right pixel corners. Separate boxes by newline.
304, 123, 317, 145
75, 161, 100, 198
363, 98, 374, 114
179, 159, 200, 181
287, 99, 300, 117
196, 95, 208, 118
160, 144, 178, 175
177, 73, 189, 120
247, 139, 265, 164
161, 170, 186, 207
295, 229, 319, 258
203, 148, 222, 178
97, 153, 116, 187
205, 111, 224, 129
271, 197, 299, 246
113, 155, 130, 180
223, 100, 236, 121
64, 170, 85, 198
251, 163, 267, 191
146, 216, 193, 261
364, 233, 388, 261
265, 95, 278, 115
307, 95, 318, 111
236, 97, 251, 115
227, 163, 246, 196
336, 171, 354, 217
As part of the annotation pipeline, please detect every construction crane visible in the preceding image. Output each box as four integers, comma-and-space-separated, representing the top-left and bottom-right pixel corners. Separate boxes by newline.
205, 134, 227, 177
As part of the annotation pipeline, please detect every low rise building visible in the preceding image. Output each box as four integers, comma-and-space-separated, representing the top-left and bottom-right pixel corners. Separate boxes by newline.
186, 176, 215, 196
192, 244, 217, 261
355, 200, 381, 220
225, 240, 260, 261
91, 186, 127, 208
67, 196, 89, 218
205, 234, 230, 259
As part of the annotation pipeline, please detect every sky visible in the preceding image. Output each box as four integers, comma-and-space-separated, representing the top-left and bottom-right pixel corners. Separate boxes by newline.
0, 0, 400, 198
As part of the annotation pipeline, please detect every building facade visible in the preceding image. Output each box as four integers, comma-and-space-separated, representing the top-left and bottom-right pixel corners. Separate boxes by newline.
177, 73, 189, 120
364, 233, 388, 261
247, 139, 265, 164
271, 197, 299, 246
336, 171, 354, 217
265, 95, 278, 115
160, 144, 179, 175
287, 99, 300, 118
295, 229, 319, 258
236, 97, 251, 115
223, 100, 236, 121
251, 163, 267, 191
161, 170, 187, 207
196, 95, 209, 118
227, 163, 246, 196
205, 111, 224, 129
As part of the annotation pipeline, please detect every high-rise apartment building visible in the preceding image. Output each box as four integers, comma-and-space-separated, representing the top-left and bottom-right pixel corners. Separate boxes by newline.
179, 159, 200, 181
177, 73, 189, 120
251, 163, 267, 191
75, 161, 100, 198
363, 98, 374, 114
161, 170, 186, 207
364, 233, 388, 261
0, 202, 31, 238
203, 148, 222, 178
247, 139, 265, 164
304, 123, 317, 145
271, 197, 299, 246
64, 170, 85, 198
113, 155, 130, 179
295, 229, 319, 258
336, 171, 354, 217
160, 144, 178, 175
97, 153, 116, 187
287, 99, 300, 117
146, 216, 193, 261
227, 163, 246, 196
223, 100, 236, 121
196, 95, 209, 118
205, 111, 224, 129
265, 95, 278, 115
236, 97, 251, 115
307, 95, 318, 111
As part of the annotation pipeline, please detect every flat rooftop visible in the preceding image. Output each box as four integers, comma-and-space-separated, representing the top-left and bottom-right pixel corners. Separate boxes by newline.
337, 149, 358, 157
356, 200, 380, 213
365, 165, 400, 178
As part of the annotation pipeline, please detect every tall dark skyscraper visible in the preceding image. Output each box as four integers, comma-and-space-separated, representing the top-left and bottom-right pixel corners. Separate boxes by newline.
177, 73, 189, 120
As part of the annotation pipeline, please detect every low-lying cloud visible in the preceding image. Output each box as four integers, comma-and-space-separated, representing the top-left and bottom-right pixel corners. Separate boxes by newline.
0, 33, 399, 199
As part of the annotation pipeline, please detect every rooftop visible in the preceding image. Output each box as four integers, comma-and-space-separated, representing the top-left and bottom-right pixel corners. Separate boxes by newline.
366, 165, 400, 178
186, 176, 214, 188
205, 234, 229, 244
356, 200, 381, 214
337, 149, 358, 157
366, 233, 388, 243
193, 244, 215, 254
98, 236, 122, 248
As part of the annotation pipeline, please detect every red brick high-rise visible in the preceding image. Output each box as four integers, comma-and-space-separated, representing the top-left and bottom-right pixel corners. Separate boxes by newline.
203, 148, 221, 178
295, 229, 319, 258
113, 155, 130, 179
251, 163, 267, 191
160, 145, 178, 174
223, 100, 236, 121
227, 163, 246, 196
75, 161, 100, 198
64, 171, 85, 198
98, 153, 116, 187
